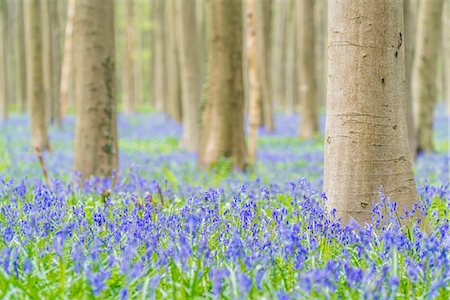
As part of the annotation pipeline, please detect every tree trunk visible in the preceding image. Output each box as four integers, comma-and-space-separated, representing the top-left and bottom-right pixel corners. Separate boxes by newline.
152, 0, 165, 112
297, 0, 319, 139
246, 0, 261, 165
73, 0, 118, 179
165, 0, 182, 122
199, 0, 246, 170
0, 0, 7, 120
443, 0, 450, 114
59, 0, 75, 122
133, 0, 142, 109
175, 0, 201, 152
404, 0, 417, 160
324, 0, 418, 225
270, 0, 288, 112
256, 0, 274, 132
412, 0, 444, 153
284, 0, 297, 115
25, 0, 50, 151
41, 0, 54, 124
14, 0, 27, 113
124, 0, 135, 113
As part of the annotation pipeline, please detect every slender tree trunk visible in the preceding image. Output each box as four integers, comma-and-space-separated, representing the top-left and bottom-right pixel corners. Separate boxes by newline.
25, 0, 50, 151
443, 0, 450, 114
404, 0, 417, 160
41, 0, 54, 124
284, 0, 296, 115
59, 0, 75, 122
50, 0, 65, 126
124, 0, 135, 113
175, 0, 201, 152
246, 0, 261, 165
324, 0, 418, 225
73, 0, 118, 179
14, 0, 27, 113
315, 0, 327, 107
152, 0, 165, 112
271, 0, 288, 112
412, 0, 444, 153
133, 0, 142, 108
297, 0, 319, 139
256, 0, 274, 132
0, 0, 7, 120
199, 0, 246, 170
165, 0, 182, 122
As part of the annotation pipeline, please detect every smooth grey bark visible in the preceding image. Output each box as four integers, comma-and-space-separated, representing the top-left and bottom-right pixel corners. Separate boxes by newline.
324, 0, 418, 225
199, 0, 247, 170
73, 0, 118, 179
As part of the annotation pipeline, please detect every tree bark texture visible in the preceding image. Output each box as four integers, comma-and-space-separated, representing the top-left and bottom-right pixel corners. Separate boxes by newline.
25, 0, 50, 151
324, 0, 418, 225
175, 0, 201, 152
297, 0, 319, 139
412, 0, 444, 153
73, 0, 118, 179
199, 0, 247, 170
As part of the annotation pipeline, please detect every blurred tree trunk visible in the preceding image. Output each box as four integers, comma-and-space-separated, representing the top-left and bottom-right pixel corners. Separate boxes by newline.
60, 0, 75, 122
14, 0, 27, 113
271, 0, 287, 112
50, 0, 65, 126
0, 0, 7, 120
297, 0, 318, 139
124, 0, 135, 113
133, 0, 142, 108
246, 0, 261, 165
5, 0, 14, 111
443, 0, 450, 114
25, 0, 50, 151
41, 0, 54, 124
412, 0, 444, 153
256, 0, 274, 131
284, 0, 296, 115
199, 0, 246, 170
175, 0, 201, 152
73, 0, 118, 179
165, 0, 182, 122
315, 0, 327, 107
152, 0, 165, 112
324, 0, 418, 224
404, 0, 417, 160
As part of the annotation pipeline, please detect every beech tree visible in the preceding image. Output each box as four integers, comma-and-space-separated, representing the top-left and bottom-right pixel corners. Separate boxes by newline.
25, 0, 50, 151
73, 0, 118, 179
246, 0, 261, 165
297, 0, 319, 139
175, 0, 201, 152
324, 0, 418, 224
199, 0, 246, 170
412, 0, 444, 153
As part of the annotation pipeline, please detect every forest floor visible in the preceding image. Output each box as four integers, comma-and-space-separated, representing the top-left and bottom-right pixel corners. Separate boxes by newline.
0, 109, 449, 299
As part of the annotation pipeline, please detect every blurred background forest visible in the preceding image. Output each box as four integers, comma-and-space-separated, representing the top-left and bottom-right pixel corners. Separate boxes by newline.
0, 0, 447, 124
